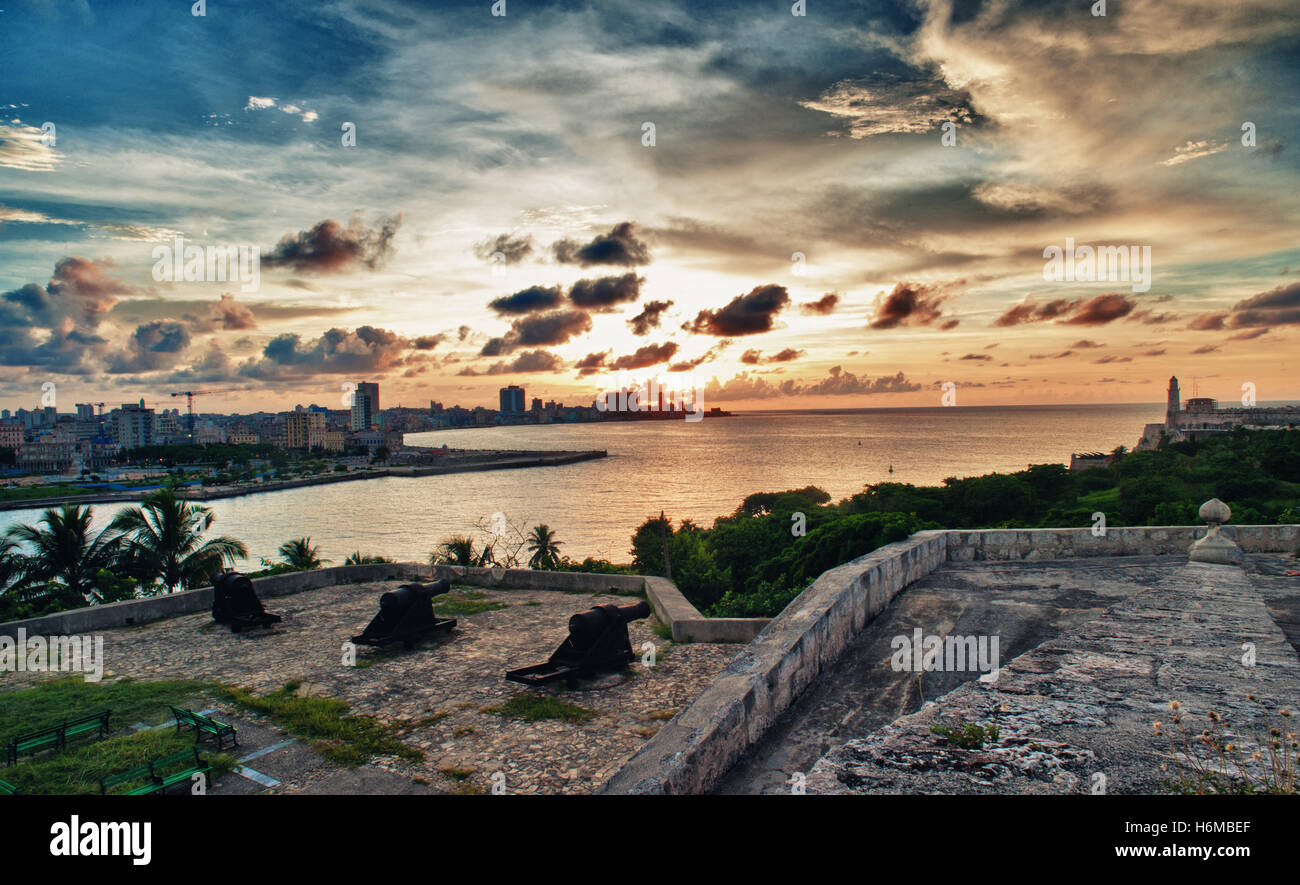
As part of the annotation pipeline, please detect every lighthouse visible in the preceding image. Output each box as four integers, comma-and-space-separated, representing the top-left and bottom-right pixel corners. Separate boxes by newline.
1166, 376, 1181, 430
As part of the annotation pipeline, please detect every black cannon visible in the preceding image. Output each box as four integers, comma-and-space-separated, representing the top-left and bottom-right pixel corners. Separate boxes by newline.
506, 600, 651, 686
351, 578, 456, 648
212, 572, 282, 633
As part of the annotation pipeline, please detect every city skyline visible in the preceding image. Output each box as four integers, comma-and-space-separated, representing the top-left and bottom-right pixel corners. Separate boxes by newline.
1, 0, 1298, 413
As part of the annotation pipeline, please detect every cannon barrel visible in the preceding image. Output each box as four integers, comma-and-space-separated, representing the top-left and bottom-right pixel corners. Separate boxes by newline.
380, 578, 452, 611
567, 601, 651, 644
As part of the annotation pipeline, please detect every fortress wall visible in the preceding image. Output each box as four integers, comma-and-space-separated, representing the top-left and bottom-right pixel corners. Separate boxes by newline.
600, 523, 1299, 794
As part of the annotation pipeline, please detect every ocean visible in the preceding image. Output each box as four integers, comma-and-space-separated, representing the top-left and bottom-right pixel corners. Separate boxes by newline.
0, 403, 1163, 565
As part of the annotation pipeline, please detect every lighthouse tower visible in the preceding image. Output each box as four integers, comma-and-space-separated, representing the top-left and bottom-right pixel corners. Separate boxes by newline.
1166, 376, 1181, 430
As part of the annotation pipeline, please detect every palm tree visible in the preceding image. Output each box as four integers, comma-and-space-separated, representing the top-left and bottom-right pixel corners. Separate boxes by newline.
4, 504, 121, 605
109, 487, 247, 593
526, 524, 563, 570
278, 537, 326, 571
344, 551, 390, 565
430, 535, 480, 566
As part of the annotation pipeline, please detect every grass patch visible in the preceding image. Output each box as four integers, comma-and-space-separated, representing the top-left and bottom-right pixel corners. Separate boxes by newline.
433, 590, 507, 617
439, 766, 474, 781
0, 676, 208, 748
484, 693, 598, 724
217, 682, 420, 767
2, 727, 236, 795
649, 616, 673, 642
930, 722, 1000, 749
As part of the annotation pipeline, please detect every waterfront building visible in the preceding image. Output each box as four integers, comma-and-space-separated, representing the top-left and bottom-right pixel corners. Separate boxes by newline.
350, 381, 380, 431
1137, 376, 1300, 449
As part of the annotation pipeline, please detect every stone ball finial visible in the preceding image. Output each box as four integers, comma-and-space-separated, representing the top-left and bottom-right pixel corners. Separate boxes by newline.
1199, 498, 1231, 526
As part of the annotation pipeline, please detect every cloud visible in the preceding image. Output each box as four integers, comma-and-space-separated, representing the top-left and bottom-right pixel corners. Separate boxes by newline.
488, 285, 563, 315
668, 341, 730, 372
212, 294, 256, 330
262, 214, 402, 273
684, 284, 790, 336
959, 353, 992, 361
479, 308, 592, 355
1221, 281, 1300, 328
611, 341, 679, 371
552, 222, 651, 267
458, 349, 563, 376
799, 75, 974, 139
705, 367, 920, 401
240, 325, 412, 378
868, 282, 953, 330
799, 293, 840, 315
575, 350, 610, 376
107, 321, 192, 374
0, 122, 61, 172
1159, 139, 1228, 167
740, 347, 804, 365
995, 293, 1135, 327
474, 232, 534, 265
628, 299, 673, 335
568, 273, 643, 311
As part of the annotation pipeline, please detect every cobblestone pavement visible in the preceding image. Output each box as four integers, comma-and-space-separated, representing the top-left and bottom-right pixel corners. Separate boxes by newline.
6, 581, 736, 795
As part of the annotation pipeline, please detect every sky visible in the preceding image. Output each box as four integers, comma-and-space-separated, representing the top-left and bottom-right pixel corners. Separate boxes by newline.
0, 0, 1297, 415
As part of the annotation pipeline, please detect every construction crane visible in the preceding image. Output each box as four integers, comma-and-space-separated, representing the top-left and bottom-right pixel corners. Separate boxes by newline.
170, 389, 240, 440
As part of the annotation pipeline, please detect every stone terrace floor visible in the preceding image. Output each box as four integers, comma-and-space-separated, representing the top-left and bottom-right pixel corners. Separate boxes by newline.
3, 581, 736, 795
722, 553, 1300, 795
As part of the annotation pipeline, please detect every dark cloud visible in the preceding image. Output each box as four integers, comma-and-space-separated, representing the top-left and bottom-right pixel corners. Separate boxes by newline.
1071, 339, 1104, 348
995, 293, 1135, 327
1093, 354, 1132, 364
1220, 281, 1300, 328
552, 222, 651, 267
1061, 294, 1135, 325
1191, 344, 1219, 354
568, 273, 643, 311
262, 213, 402, 273
740, 347, 804, 365
628, 299, 673, 335
479, 309, 592, 356
1188, 312, 1226, 330
800, 292, 840, 315
610, 341, 679, 370
488, 285, 563, 315
213, 294, 256, 330
959, 353, 992, 360
1228, 328, 1268, 341
474, 232, 534, 265
458, 349, 564, 376
240, 325, 410, 378
2, 256, 132, 330
411, 334, 445, 350
107, 321, 192, 374
575, 350, 610, 376
868, 282, 953, 330
684, 284, 790, 336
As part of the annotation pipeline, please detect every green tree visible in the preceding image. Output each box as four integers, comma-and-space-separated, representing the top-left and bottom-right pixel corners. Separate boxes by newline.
278, 537, 327, 571
526, 524, 563, 569
110, 488, 247, 592
4, 504, 121, 606
430, 535, 481, 566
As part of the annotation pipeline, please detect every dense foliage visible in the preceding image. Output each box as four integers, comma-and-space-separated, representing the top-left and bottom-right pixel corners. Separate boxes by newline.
630, 430, 1300, 617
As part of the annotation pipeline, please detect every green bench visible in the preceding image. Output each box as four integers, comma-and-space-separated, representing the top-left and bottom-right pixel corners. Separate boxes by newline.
169, 706, 238, 751
100, 748, 210, 796
0, 778, 16, 795
5, 710, 111, 766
